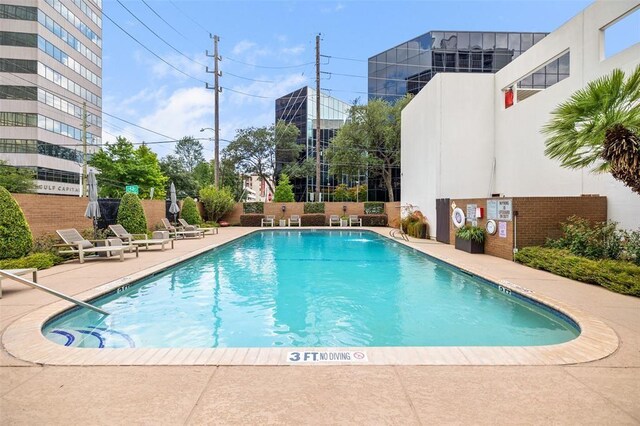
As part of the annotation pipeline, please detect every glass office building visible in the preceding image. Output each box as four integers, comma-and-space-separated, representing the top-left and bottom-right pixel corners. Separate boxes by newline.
275, 86, 354, 202
0, 0, 102, 195
367, 30, 547, 200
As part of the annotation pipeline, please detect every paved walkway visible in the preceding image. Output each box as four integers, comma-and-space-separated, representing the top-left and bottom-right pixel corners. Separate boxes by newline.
1, 227, 639, 424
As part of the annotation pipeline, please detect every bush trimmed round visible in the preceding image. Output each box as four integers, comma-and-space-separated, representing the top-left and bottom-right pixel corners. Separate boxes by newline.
117, 193, 147, 234
0, 186, 33, 259
181, 197, 202, 225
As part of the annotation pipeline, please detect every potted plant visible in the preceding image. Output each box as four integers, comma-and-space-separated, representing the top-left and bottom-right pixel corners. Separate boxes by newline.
455, 225, 486, 254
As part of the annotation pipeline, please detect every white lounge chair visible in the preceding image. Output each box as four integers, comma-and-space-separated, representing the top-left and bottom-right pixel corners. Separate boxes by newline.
329, 215, 340, 227
349, 215, 362, 227
55, 229, 138, 264
109, 224, 174, 251
178, 218, 218, 235
261, 215, 275, 227
288, 215, 301, 227
161, 218, 204, 239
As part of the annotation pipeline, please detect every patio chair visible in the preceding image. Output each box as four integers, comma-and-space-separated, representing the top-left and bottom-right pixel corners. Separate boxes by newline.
288, 215, 301, 227
329, 215, 340, 227
109, 224, 174, 251
55, 229, 138, 264
161, 218, 204, 239
178, 218, 218, 235
261, 215, 275, 227
349, 215, 362, 227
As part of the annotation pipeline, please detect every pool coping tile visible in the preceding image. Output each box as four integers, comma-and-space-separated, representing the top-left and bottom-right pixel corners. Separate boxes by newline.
1, 227, 620, 366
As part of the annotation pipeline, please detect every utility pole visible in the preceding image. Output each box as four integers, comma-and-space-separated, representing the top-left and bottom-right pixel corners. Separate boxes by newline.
82, 102, 87, 197
315, 34, 321, 202
206, 34, 221, 187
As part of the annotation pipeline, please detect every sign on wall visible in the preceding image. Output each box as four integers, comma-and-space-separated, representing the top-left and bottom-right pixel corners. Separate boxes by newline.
466, 204, 477, 222
498, 221, 508, 238
487, 200, 498, 220
36, 180, 80, 196
488, 199, 513, 221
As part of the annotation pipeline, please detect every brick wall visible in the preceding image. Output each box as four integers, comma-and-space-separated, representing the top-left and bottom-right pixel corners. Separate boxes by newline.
13, 194, 168, 238
449, 196, 607, 260
220, 202, 400, 225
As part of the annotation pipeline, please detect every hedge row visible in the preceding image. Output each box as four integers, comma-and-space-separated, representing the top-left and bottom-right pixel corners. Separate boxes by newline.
239, 214, 388, 227
243, 202, 264, 214
364, 202, 384, 214
304, 202, 325, 214
0, 252, 61, 270
515, 247, 640, 297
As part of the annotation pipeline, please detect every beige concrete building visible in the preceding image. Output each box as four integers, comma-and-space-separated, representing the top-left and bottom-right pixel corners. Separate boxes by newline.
0, 0, 102, 196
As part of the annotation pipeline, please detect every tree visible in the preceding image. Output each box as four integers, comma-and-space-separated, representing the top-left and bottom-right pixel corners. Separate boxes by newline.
117, 192, 147, 234
273, 174, 294, 202
0, 186, 33, 259
0, 160, 36, 193
543, 65, 640, 194
325, 96, 412, 202
199, 185, 235, 222
193, 160, 213, 188
89, 136, 167, 199
224, 121, 300, 194
174, 136, 205, 173
159, 155, 199, 198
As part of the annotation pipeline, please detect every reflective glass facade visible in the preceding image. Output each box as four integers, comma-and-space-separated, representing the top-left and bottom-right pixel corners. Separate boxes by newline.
368, 31, 547, 103
1, 0, 102, 195
275, 86, 354, 202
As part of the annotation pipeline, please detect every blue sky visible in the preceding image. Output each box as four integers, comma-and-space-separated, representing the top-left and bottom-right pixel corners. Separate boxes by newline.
102, 0, 594, 160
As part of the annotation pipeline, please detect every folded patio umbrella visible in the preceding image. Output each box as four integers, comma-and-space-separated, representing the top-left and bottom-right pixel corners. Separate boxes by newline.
84, 170, 101, 238
169, 182, 180, 223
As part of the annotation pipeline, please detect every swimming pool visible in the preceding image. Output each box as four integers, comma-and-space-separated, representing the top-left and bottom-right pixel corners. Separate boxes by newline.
43, 230, 579, 348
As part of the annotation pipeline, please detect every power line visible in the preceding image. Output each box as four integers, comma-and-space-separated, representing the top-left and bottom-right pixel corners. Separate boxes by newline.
222, 86, 272, 99
225, 56, 314, 69
115, 0, 208, 68
223, 71, 274, 84
141, 0, 187, 40
169, 0, 210, 35
102, 10, 208, 84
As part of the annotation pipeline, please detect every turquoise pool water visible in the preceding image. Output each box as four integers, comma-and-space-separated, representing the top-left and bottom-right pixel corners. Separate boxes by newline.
43, 230, 579, 348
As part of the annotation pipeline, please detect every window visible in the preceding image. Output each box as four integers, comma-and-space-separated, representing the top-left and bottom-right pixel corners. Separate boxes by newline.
603, 6, 640, 58
0, 58, 37, 73
0, 4, 37, 20
0, 31, 37, 47
504, 51, 570, 107
0, 112, 38, 127
0, 86, 37, 100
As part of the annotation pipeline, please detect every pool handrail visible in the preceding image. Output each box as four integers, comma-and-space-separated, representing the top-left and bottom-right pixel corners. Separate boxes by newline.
0, 269, 109, 316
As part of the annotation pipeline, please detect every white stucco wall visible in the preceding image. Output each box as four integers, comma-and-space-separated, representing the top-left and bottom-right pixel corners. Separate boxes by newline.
402, 0, 640, 232
401, 73, 494, 235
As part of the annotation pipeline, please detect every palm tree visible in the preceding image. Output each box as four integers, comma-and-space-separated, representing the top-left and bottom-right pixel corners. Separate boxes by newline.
542, 64, 640, 194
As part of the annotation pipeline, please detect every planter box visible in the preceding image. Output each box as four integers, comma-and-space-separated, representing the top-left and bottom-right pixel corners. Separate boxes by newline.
455, 236, 484, 254
279, 219, 286, 227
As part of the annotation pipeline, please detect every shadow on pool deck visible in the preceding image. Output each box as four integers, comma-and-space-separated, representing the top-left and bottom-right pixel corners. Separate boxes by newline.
1, 227, 639, 423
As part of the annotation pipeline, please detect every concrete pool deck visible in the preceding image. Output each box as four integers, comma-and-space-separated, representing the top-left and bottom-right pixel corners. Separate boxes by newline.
1, 227, 639, 423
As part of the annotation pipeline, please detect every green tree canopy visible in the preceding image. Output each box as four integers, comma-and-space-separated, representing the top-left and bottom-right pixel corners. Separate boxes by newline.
159, 155, 199, 198
325, 96, 412, 202
199, 185, 235, 222
273, 173, 294, 202
89, 136, 167, 199
174, 136, 205, 173
542, 65, 640, 194
0, 160, 36, 193
223, 121, 300, 194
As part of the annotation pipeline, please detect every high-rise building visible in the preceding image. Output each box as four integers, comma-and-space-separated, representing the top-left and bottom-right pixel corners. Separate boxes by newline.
275, 86, 355, 202
367, 30, 547, 201
0, 0, 102, 196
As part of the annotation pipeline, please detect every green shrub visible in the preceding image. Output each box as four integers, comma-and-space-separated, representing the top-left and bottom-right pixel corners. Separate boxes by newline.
0, 186, 33, 259
333, 184, 350, 202
364, 202, 384, 214
304, 202, 325, 214
181, 197, 202, 225
32, 233, 61, 254
117, 193, 147, 234
199, 185, 235, 222
240, 214, 265, 227
361, 214, 388, 226
0, 252, 61, 270
243, 202, 264, 214
624, 230, 640, 266
273, 174, 294, 202
547, 216, 624, 260
515, 247, 640, 297
456, 225, 486, 243
301, 214, 326, 226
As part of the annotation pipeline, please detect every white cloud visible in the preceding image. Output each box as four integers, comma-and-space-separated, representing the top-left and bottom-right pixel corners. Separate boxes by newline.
225, 73, 308, 107
149, 52, 207, 82
280, 45, 305, 56
232, 40, 257, 56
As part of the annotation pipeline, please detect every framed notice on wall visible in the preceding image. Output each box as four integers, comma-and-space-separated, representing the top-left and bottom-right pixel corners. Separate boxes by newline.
498, 221, 507, 238
466, 204, 477, 221
487, 200, 498, 220
497, 199, 513, 221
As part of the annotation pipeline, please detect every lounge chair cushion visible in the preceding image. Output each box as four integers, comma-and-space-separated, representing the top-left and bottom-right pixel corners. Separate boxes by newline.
75, 239, 94, 249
